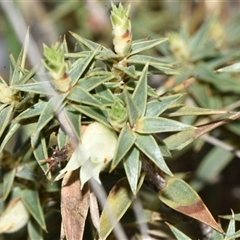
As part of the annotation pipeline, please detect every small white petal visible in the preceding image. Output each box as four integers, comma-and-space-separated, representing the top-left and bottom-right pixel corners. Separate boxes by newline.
55, 144, 88, 181
82, 122, 117, 164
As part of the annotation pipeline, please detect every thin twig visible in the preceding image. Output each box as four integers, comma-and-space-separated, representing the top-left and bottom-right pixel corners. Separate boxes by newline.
201, 134, 240, 159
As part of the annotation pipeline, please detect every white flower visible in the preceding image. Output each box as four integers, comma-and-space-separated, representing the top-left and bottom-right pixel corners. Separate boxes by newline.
55, 122, 117, 188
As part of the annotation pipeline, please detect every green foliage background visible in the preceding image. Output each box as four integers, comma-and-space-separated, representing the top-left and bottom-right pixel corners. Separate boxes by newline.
1, 1, 240, 240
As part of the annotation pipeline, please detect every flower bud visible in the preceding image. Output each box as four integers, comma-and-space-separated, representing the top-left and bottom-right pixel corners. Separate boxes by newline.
0, 83, 13, 104
110, 3, 132, 57
42, 43, 71, 92
108, 98, 127, 131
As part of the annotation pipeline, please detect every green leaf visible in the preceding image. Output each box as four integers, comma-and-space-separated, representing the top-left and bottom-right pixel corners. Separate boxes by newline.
226, 212, 235, 238
135, 133, 172, 175
135, 116, 194, 134
112, 64, 138, 79
224, 231, 240, 240
189, 17, 214, 53
21, 188, 47, 231
12, 82, 55, 95
10, 29, 29, 85
100, 176, 144, 239
166, 222, 192, 240
194, 64, 240, 93
70, 31, 104, 51
123, 146, 141, 195
15, 101, 47, 121
17, 67, 36, 85
111, 126, 136, 170
31, 131, 49, 176
145, 94, 182, 116
69, 48, 99, 87
148, 65, 181, 75
67, 85, 101, 106
16, 165, 39, 182
132, 63, 148, 118
28, 217, 43, 240
155, 135, 172, 158
190, 148, 232, 191
35, 94, 66, 134
158, 177, 223, 233
220, 214, 240, 222
63, 105, 81, 140
162, 105, 228, 117
0, 120, 21, 153
3, 168, 16, 201
130, 38, 168, 56
126, 55, 175, 68
79, 74, 115, 91
164, 111, 240, 151
108, 97, 127, 131
217, 62, 240, 72
124, 88, 139, 126
95, 84, 115, 103
0, 103, 14, 137
71, 104, 111, 128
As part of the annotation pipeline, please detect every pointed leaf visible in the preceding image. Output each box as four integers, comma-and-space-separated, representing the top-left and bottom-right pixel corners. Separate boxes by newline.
79, 74, 115, 91
17, 67, 36, 85
100, 176, 144, 239
132, 63, 148, 118
189, 17, 214, 53
126, 55, 175, 68
12, 82, 54, 95
0, 120, 21, 153
163, 105, 229, 117
217, 62, 240, 72
135, 116, 194, 134
21, 188, 47, 231
63, 105, 81, 140
123, 146, 141, 195
155, 135, 172, 158
158, 177, 223, 233
145, 94, 182, 116
130, 38, 168, 56
70, 104, 111, 128
226, 211, 235, 238
220, 213, 240, 222
61, 170, 90, 240
166, 222, 192, 240
112, 64, 138, 79
69, 48, 99, 87
190, 148, 232, 191
135, 133, 172, 176
124, 89, 139, 126
67, 85, 101, 106
10, 29, 29, 85
3, 168, 16, 200
164, 112, 240, 151
111, 125, 136, 170
224, 231, 240, 240
0, 103, 14, 137
70, 31, 104, 51
28, 217, 43, 240
15, 101, 47, 121
35, 94, 66, 134
31, 131, 49, 176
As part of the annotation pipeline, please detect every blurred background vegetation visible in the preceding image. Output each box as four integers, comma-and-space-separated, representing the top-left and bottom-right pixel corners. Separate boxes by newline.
1, 1, 240, 239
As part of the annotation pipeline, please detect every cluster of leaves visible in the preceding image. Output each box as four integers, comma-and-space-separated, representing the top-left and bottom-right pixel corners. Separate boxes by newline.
1, 2, 240, 240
